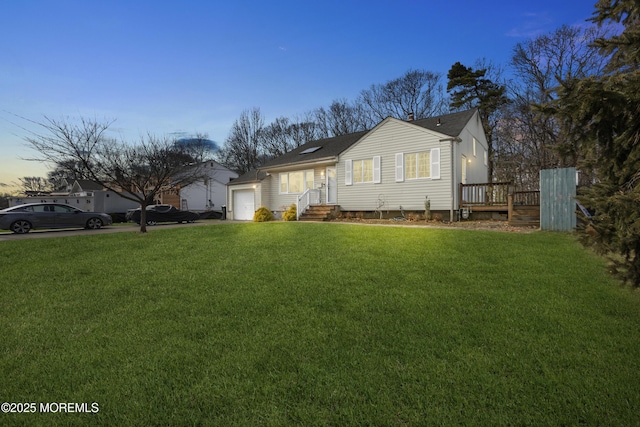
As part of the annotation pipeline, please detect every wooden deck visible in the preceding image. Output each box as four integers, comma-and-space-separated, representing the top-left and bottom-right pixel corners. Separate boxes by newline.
460, 183, 540, 226
459, 182, 510, 214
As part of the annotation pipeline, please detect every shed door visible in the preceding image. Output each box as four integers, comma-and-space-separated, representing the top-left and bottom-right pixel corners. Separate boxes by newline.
233, 190, 255, 220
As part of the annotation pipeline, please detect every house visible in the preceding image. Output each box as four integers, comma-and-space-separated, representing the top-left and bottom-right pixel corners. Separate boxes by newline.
10, 179, 140, 215
226, 109, 489, 221
156, 160, 238, 211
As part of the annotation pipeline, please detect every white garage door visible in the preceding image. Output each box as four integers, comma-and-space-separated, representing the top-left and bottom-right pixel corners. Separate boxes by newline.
233, 190, 255, 220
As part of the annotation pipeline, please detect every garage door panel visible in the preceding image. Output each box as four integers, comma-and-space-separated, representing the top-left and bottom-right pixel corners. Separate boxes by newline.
233, 190, 255, 220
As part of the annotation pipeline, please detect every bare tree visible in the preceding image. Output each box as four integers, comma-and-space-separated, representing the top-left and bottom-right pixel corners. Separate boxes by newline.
23, 116, 212, 232
313, 99, 369, 139
288, 114, 319, 147
15, 176, 51, 193
360, 69, 447, 122
218, 107, 265, 174
501, 24, 610, 188
261, 115, 320, 160
261, 116, 294, 159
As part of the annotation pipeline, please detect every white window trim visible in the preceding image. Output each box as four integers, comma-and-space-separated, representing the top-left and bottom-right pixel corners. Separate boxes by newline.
473, 137, 477, 157
279, 170, 314, 194
348, 157, 379, 185
398, 150, 439, 181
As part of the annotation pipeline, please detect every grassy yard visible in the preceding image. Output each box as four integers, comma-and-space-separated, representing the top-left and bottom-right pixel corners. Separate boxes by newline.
1, 223, 640, 426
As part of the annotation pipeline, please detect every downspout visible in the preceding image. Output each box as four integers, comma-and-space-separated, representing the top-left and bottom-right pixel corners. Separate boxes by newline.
440, 137, 462, 222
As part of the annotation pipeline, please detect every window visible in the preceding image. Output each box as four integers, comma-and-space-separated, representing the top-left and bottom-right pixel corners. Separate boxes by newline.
405, 152, 430, 180
53, 204, 78, 213
473, 138, 477, 157
345, 157, 381, 185
353, 159, 372, 183
397, 149, 440, 181
279, 170, 314, 194
484, 149, 488, 166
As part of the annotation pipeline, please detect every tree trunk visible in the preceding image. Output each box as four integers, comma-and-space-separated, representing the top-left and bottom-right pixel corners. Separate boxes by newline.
139, 202, 148, 233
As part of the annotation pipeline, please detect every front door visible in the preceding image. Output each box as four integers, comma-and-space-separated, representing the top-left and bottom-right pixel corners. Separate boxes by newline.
326, 167, 337, 204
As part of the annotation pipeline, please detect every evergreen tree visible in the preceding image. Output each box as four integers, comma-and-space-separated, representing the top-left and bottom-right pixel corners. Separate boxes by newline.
556, 0, 640, 285
447, 61, 509, 180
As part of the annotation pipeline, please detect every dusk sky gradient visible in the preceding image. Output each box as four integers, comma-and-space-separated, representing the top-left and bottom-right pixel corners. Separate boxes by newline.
1, 0, 599, 191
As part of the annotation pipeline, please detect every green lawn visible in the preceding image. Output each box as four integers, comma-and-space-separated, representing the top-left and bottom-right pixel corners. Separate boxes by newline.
1, 223, 640, 426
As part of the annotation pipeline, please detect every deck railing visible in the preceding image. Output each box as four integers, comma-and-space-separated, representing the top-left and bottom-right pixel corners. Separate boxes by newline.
512, 190, 540, 206
297, 189, 320, 220
459, 182, 512, 207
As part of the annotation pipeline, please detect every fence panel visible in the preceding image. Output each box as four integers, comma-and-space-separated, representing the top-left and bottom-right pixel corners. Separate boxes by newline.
540, 167, 576, 232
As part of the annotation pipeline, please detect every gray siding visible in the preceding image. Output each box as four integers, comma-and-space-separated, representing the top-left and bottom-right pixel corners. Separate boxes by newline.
338, 119, 453, 211
264, 166, 332, 212
452, 113, 489, 208
232, 111, 490, 215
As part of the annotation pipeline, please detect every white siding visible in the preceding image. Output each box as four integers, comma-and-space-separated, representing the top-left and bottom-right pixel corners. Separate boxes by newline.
338, 119, 453, 211
180, 180, 229, 211
181, 161, 239, 211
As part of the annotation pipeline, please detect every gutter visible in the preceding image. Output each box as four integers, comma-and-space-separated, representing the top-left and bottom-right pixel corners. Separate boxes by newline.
262, 156, 338, 173
439, 136, 462, 222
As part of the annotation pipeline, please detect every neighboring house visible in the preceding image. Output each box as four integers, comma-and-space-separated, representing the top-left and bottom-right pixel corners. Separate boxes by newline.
157, 160, 238, 211
226, 109, 489, 221
10, 179, 140, 214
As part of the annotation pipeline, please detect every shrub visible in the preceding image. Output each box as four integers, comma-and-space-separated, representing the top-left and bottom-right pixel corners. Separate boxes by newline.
253, 206, 274, 222
282, 204, 297, 221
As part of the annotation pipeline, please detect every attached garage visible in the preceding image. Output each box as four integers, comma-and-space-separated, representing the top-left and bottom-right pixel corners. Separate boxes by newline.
232, 189, 255, 220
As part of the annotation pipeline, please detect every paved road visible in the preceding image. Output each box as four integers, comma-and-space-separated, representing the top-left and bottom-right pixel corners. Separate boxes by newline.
0, 221, 219, 241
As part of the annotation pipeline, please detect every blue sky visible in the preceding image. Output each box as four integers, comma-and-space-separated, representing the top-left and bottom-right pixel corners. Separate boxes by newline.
0, 0, 598, 191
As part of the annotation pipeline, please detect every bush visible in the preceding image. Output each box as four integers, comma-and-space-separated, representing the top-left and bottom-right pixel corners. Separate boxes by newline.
282, 204, 297, 221
253, 206, 274, 222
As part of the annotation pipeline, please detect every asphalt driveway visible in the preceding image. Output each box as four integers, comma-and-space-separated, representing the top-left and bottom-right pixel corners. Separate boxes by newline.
0, 221, 217, 241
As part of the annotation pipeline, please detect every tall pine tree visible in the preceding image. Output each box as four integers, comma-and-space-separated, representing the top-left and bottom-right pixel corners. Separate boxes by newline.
556, 0, 640, 285
447, 62, 509, 181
